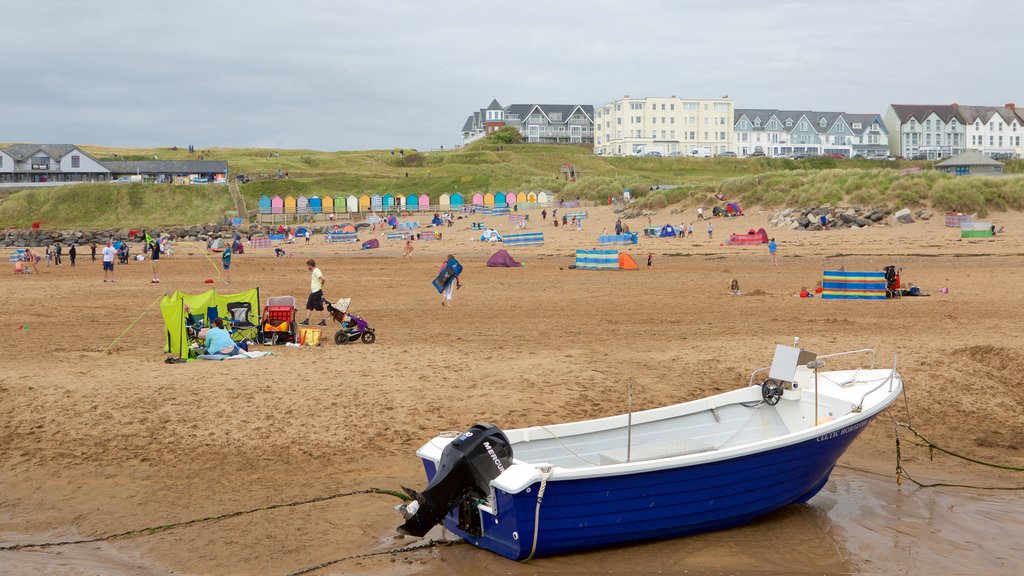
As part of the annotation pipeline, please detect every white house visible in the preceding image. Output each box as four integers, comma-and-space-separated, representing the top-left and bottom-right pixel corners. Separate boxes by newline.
733, 110, 888, 158
883, 103, 1023, 160
594, 95, 734, 156
0, 144, 110, 184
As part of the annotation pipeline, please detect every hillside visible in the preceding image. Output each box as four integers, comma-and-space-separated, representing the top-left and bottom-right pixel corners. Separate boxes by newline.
1, 140, 1022, 228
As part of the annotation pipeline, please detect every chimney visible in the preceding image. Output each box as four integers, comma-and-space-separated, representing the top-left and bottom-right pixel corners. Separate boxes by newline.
951, 102, 959, 109
1007, 103, 1016, 111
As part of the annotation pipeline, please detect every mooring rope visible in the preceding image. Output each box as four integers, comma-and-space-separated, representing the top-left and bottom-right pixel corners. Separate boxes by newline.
96, 293, 164, 358
0, 487, 407, 552
893, 421, 1024, 490
521, 466, 553, 563
283, 538, 456, 576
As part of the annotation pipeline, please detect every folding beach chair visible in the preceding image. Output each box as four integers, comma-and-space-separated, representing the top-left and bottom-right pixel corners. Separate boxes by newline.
226, 301, 259, 343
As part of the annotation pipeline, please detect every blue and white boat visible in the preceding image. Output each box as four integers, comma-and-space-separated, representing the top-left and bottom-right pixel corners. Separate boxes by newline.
397, 345, 903, 560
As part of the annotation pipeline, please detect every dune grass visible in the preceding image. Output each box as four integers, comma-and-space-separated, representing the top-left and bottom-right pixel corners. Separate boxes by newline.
1, 139, 1021, 228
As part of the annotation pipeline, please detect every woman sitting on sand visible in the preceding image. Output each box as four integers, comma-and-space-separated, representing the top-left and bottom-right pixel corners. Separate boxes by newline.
730, 279, 741, 296
204, 318, 240, 356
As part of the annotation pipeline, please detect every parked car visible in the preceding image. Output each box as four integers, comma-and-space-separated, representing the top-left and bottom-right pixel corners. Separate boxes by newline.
716, 151, 738, 158
749, 150, 766, 157
643, 151, 663, 157
823, 153, 846, 159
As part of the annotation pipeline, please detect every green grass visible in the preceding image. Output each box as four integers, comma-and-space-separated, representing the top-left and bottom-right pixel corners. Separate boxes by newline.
1, 139, 1021, 228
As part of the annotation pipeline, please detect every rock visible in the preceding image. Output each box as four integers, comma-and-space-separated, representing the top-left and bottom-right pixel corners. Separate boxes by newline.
789, 221, 802, 230
855, 217, 871, 227
818, 207, 830, 216
797, 216, 810, 228
840, 212, 855, 224
887, 215, 898, 227
920, 210, 933, 220
897, 214, 915, 224
894, 208, 912, 219
807, 222, 823, 231
869, 211, 885, 222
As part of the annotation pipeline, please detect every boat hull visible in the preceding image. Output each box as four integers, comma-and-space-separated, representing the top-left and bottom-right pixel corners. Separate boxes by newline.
421, 412, 876, 560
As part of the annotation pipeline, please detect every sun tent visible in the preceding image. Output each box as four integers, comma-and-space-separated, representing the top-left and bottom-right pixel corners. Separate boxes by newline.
574, 249, 619, 270
342, 224, 356, 233
208, 238, 224, 252
431, 215, 444, 226
729, 228, 769, 245
960, 221, 993, 238
820, 271, 886, 300
295, 227, 308, 237
161, 288, 260, 359
361, 238, 380, 249
502, 232, 543, 246
727, 203, 743, 215
486, 249, 522, 267
480, 229, 502, 242
618, 253, 638, 270
387, 215, 398, 226
599, 233, 638, 245
659, 224, 677, 237
712, 206, 727, 217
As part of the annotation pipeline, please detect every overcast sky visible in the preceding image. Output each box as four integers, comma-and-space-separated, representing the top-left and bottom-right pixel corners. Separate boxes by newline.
3, 0, 1022, 152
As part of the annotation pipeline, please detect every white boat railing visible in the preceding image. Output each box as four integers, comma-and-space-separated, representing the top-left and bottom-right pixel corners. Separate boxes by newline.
747, 348, 877, 387
852, 353, 898, 412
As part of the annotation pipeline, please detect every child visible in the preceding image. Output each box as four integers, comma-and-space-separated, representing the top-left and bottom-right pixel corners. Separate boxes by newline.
647, 253, 653, 268
730, 278, 741, 296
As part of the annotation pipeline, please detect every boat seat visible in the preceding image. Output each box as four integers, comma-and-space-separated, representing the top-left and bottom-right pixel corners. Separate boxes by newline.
598, 438, 715, 465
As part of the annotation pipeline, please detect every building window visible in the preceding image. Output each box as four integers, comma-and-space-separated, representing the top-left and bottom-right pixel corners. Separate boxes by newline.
785, 119, 793, 127
71, 155, 81, 168
630, 102, 643, 110
31, 156, 49, 170
683, 102, 698, 111
670, 104, 675, 111
670, 130, 675, 139
661, 130, 667, 139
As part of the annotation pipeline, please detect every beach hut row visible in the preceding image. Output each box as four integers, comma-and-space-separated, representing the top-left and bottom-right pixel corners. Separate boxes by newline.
257, 191, 551, 214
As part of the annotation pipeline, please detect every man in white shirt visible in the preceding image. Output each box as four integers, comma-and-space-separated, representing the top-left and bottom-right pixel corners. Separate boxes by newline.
101, 239, 118, 282
300, 259, 327, 326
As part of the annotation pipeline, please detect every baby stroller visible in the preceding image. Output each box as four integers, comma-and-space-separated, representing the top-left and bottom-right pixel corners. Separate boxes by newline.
324, 297, 376, 345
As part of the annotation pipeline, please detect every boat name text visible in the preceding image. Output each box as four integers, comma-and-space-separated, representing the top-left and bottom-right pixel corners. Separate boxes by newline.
816, 419, 869, 442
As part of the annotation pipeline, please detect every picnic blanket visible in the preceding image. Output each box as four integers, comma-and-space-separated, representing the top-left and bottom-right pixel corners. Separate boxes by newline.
197, 350, 274, 361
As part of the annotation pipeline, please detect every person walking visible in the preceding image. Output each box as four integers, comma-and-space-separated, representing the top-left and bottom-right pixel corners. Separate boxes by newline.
402, 238, 414, 260
439, 254, 461, 307
69, 244, 77, 267
301, 259, 327, 326
101, 239, 117, 282
768, 237, 778, 266
221, 245, 232, 284
45, 245, 52, 267
150, 240, 161, 283
90, 242, 97, 262
54, 243, 62, 266
706, 222, 713, 239
304, 229, 311, 244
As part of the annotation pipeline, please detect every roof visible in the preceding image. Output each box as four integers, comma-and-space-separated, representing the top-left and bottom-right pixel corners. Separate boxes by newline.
3, 143, 78, 160
735, 110, 884, 134
504, 104, 595, 124
486, 99, 503, 111
955, 105, 1022, 125
889, 104, 961, 123
934, 150, 1005, 167
462, 115, 475, 132
103, 160, 229, 174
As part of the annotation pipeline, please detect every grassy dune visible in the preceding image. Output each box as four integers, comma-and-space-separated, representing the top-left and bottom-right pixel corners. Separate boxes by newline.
1, 140, 1021, 228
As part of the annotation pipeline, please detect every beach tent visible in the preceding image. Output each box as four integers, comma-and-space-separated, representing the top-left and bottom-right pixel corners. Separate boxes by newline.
295, 227, 308, 238
258, 196, 272, 214
712, 206, 727, 217
271, 196, 284, 214
431, 214, 444, 226
472, 192, 484, 206
361, 238, 380, 250
574, 249, 619, 270
618, 253, 639, 270
486, 249, 522, 267
659, 224, 677, 237
729, 228, 769, 245
208, 238, 224, 252
480, 229, 502, 242
727, 203, 743, 215
598, 233, 638, 245
503, 232, 544, 246
960, 221, 993, 238
161, 288, 260, 359
387, 215, 398, 227
821, 271, 886, 300
342, 224, 356, 233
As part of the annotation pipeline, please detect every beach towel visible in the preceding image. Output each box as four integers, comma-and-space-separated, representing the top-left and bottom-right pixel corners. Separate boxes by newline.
197, 350, 273, 360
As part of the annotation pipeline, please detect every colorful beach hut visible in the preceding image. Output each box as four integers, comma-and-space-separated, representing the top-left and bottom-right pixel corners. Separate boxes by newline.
516, 192, 527, 205
370, 194, 383, 211
451, 193, 464, 209
406, 194, 420, 211
358, 194, 371, 212
484, 193, 495, 206
419, 194, 430, 210
271, 195, 284, 214
322, 195, 334, 213
258, 196, 272, 214
495, 192, 506, 207
538, 191, 549, 204
309, 196, 322, 214
821, 271, 886, 300
527, 192, 537, 203
472, 192, 484, 206
346, 195, 358, 213
284, 195, 297, 214
439, 193, 451, 210
296, 195, 309, 214
383, 193, 395, 209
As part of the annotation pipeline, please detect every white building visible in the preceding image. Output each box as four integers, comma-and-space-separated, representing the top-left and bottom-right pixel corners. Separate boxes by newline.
883, 103, 1023, 160
733, 110, 888, 158
594, 95, 734, 156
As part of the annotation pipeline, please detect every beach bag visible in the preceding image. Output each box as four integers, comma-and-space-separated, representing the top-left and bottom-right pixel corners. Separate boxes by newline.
298, 327, 322, 346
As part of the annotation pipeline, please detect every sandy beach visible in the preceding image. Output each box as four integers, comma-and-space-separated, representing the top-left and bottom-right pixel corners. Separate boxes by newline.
2, 203, 1023, 575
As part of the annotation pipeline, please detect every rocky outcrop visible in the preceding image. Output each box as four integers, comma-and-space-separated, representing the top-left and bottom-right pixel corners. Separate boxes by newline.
767, 206, 932, 231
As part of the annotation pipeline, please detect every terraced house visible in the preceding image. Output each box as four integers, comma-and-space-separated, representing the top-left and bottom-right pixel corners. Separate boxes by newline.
594, 95, 734, 157
461, 99, 595, 146
732, 110, 888, 158
883, 103, 1023, 160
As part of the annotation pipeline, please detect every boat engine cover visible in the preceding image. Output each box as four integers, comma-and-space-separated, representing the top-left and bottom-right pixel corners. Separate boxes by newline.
398, 423, 513, 537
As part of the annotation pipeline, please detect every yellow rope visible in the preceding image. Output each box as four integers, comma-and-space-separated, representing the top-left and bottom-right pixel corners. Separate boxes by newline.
183, 240, 221, 278
97, 294, 164, 358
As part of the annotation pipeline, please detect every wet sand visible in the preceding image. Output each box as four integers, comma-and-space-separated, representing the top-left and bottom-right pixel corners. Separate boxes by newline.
2, 204, 1023, 575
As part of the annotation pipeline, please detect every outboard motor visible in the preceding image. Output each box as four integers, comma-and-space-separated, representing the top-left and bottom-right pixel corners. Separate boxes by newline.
398, 423, 513, 537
